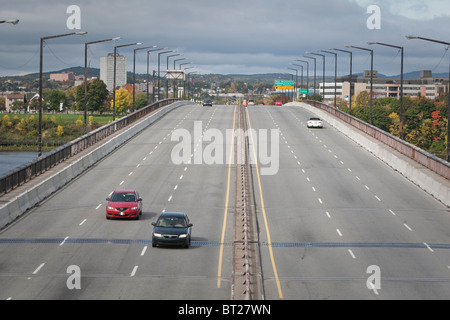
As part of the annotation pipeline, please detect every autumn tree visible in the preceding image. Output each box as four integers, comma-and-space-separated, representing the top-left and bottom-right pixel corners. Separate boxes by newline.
111, 88, 131, 115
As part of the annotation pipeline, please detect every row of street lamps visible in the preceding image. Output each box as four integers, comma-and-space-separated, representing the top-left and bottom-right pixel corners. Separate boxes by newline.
288, 35, 450, 161
1, 21, 191, 155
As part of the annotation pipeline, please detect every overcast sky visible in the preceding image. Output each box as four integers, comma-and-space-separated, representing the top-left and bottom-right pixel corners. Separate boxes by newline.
1, 0, 450, 77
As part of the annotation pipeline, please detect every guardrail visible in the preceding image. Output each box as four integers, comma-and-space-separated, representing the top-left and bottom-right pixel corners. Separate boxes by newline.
303, 100, 450, 180
0, 99, 180, 196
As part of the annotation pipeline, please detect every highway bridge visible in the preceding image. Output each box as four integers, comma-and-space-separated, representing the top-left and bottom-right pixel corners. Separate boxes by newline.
0, 101, 449, 300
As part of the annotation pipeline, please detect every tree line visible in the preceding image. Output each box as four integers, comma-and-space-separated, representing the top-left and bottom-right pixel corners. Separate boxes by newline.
339, 91, 448, 158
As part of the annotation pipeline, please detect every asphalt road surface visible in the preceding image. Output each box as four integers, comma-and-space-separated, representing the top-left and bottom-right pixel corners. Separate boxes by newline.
0, 103, 449, 300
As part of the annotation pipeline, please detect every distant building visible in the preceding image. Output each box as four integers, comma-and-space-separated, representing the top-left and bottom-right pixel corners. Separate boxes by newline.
100, 53, 127, 91
5, 94, 24, 112
319, 70, 448, 103
50, 72, 75, 82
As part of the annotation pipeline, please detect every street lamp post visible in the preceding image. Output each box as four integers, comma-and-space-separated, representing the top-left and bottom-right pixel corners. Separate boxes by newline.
368, 41, 404, 139
39, 32, 87, 156
406, 35, 450, 161
295, 60, 309, 97
288, 68, 298, 102
319, 50, 338, 108
113, 42, 142, 121
303, 56, 317, 96
166, 53, 181, 99
332, 48, 353, 114
307, 52, 326, 99
133, 45, 157, 111
345, 45, 374, 124
84, 37, 120, 127
147, 48, 168, 103
292, 64, 304, 91
157, 50, 175, 101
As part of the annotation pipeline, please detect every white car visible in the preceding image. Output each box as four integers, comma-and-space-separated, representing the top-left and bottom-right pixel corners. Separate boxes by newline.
307, 117, 323, 128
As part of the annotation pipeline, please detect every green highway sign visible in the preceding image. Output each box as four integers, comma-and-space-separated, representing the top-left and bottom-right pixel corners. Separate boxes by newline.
274, 80, 295, 90
299, 89, 309, 94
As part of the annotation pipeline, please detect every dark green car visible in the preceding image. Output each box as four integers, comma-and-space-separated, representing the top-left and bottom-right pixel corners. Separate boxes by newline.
152, 212, 193, 248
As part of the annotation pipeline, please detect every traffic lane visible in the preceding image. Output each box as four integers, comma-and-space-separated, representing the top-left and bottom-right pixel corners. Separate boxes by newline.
64, 104, 234, 300
283, 105, 450, 245
274, 105, 450, 299
0, 104, 232, 299
247, 105, 450, 299
0, 105, 202, 299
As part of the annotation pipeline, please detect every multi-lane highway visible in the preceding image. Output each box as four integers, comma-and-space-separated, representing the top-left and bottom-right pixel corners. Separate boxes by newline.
0, 102, 449, 300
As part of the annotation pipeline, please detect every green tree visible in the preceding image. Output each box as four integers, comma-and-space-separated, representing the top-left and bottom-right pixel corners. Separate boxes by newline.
46, 90, 66, 112
135, 92, 148, 110
75, 79, 109, 113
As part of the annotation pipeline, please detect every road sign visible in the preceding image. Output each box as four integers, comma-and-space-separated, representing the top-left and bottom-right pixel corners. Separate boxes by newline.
275, 80, 295, 90
299, 89, 309, 94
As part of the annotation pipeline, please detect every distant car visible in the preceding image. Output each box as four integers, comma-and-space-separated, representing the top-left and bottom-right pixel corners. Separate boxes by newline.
203, 99, 213, 107
275, 101, 282, 106
106, 190, 142, 220
307, 117, 324, 128
152, 212, 193, 248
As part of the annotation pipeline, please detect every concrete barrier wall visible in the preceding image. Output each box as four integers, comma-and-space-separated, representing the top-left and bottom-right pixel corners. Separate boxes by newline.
0, 101, 193, 229
287, 101, 450, 207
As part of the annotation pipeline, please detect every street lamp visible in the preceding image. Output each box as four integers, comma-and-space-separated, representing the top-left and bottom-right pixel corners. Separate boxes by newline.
303, 56, 316, 96
292, 64, 304, 91
287, 67, 298, 102
113, 42, 142, 120
406, 35, 450, 161
0, 19, 19, 25
307, 52, 326, 99
84, 37, 121, 127
331, 48, 353, 114
133, 45, 157, 111
167, 53, 182, 99
295, 60, 309, 96
345, 45, 374, 124
368, 41, 404, 139
157, 50, 175, 101
319, 50, 338, 108
39, 31, 87, 156
147, 48, 168, 103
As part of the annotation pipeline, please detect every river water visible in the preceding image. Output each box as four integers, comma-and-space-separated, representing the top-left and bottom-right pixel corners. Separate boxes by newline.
0, 152, 40, 177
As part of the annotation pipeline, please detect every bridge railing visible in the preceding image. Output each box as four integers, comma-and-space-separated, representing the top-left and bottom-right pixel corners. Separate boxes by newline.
0, 99, 180, 196
304, 100, 450, 180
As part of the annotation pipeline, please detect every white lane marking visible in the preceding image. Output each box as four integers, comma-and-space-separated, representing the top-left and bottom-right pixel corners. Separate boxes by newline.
130, 266, 138, 277
404, 224, 413, 232
141, 246, 148, 257
336, 229, 343, 237
80, 219, 87, 226
96, 204, 102, 210
60, 236, 69, 246
28, 262, 45, 279
348, 249, 356, 259
424, 243, 434, 253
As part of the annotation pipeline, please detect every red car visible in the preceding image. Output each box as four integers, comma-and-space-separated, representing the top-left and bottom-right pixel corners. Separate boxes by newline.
106, 190, 143, 220
275, 101, 283, 106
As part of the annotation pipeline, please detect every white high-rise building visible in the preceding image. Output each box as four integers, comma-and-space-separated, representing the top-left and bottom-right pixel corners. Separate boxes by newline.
100, 53, 127, 91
